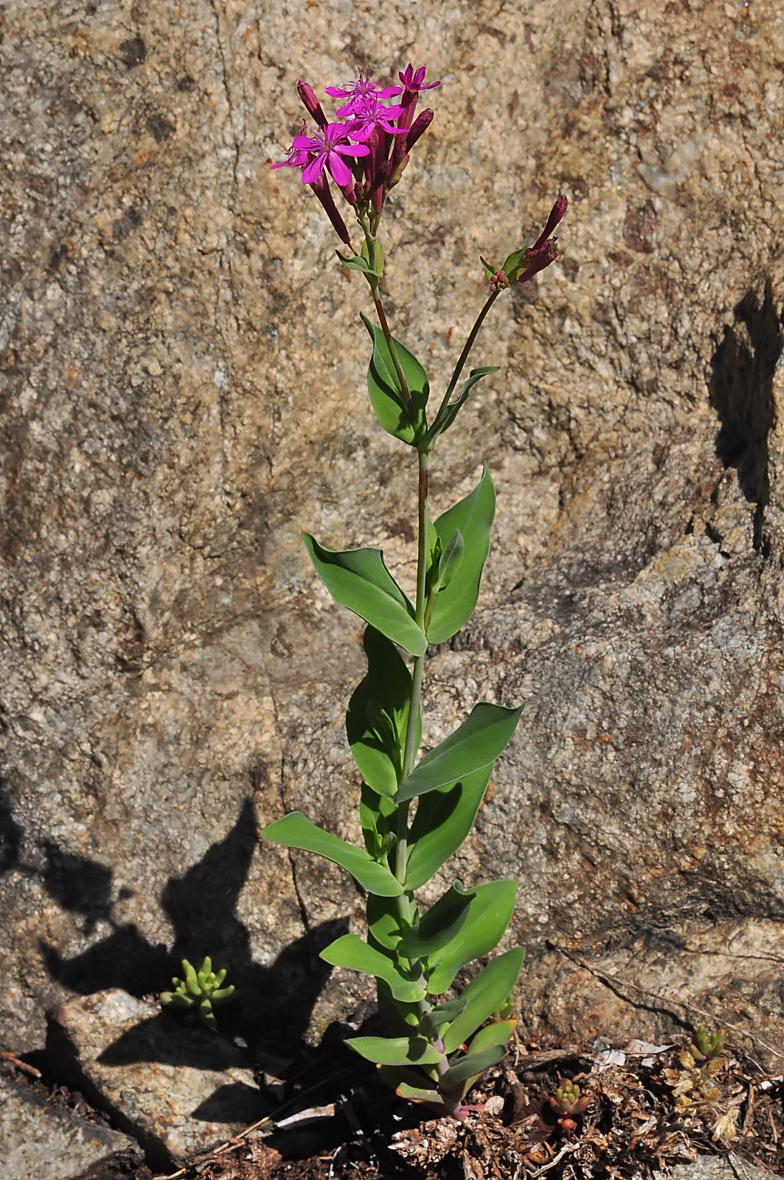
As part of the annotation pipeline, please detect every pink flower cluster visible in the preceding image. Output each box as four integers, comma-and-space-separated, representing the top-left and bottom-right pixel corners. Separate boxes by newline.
271, 65, 439, 243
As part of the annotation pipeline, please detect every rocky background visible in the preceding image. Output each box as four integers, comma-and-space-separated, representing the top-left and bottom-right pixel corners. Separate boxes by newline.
2, 0, 784, 1073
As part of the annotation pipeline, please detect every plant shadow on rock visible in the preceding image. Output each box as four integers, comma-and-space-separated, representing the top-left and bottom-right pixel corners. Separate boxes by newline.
710, 279, 783, 551
0, 779, 22, 874
40, 797, 345, 1062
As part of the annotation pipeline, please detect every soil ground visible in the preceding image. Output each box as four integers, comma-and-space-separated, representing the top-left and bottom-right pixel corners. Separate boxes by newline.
4, 1031, 782, 1180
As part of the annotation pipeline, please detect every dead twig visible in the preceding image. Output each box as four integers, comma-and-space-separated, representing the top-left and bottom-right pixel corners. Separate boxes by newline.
0, 1051, 42, 1079
151, 1064, 357, 1180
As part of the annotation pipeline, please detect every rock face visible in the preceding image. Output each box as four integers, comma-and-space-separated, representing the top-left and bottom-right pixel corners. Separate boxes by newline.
2, 0, 784, 1067
0, 1073, 144, 1180
47, 989, 265, 1170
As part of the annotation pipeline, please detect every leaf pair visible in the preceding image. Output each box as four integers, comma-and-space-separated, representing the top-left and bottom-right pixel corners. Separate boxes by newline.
303, 464, 496, 656
362, 316, 496, 450
263, 811, 402, 897
346, 627, 418, 799
345, 946, 524, 1082
425, 464, 495, 645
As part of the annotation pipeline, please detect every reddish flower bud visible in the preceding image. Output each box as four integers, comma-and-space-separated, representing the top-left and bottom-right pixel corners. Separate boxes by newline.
405, 108, 433, 153
309, 172, 351, 244
532, 194, 568, 251
297, 80, 328, 128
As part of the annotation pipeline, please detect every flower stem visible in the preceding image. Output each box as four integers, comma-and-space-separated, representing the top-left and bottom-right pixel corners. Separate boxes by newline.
395, 449, 429, 883
433, 288, 500, 424
373, 291, 413, 412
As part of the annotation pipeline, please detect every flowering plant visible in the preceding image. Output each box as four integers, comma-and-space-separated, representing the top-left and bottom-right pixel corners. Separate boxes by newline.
265, 65, 566, 1119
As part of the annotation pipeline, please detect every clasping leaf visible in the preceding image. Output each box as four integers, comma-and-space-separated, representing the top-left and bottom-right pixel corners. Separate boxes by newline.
424, 367, 498, 446
346, 1034, 442, 1067
397, 701, 523, 803
303, 534, 426, 656
263, 812, 402, 897
425, 881, 519, 993
362, 314, 429, 445
426, 464, 496, 645
398, 881, 475, 960
441, 950, 525, 1052
347, 627, 420, 798
320, 933, 426, 1002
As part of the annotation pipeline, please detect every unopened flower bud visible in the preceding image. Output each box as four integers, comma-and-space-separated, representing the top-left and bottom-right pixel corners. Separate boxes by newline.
297, 80, 328, 128
405, 108, 434, 153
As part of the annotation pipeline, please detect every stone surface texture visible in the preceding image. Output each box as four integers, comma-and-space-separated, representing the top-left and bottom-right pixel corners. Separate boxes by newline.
47, 989, 265, 1170
656, 1158, 775, 1180
2, 0, 784, 1065
0, 1072, 144, 1180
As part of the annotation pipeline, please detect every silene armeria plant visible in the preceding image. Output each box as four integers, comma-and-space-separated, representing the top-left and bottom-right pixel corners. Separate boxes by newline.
264, 64, 567, 1121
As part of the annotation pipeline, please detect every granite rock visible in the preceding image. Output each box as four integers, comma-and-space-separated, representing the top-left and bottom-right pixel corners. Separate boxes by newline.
0, 1073, 144, 1180
47, 989, 266, 1170
656, 1156, 775, 1180
1, 0, 783, 1062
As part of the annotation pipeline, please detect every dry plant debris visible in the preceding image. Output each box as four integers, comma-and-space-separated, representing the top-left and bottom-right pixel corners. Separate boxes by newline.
137, 1036, 783, 1180
3, 1034, 782, 1180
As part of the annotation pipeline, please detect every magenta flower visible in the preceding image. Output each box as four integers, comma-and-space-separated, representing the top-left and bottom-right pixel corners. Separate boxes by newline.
292, 122, 369, 186
394, 63, 440, 135
347, 97, 407, 143
398, 64, 440, 93
270, 124, 310, 171
326, 71, 402, 112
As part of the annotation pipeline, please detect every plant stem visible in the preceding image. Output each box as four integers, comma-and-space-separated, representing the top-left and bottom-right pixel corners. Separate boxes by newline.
433, 288, 500, 424
394, 449, 429, 883
373, 290, 413, 412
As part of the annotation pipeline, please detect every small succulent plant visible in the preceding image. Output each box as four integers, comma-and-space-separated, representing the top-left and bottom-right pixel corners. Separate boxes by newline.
547, 1081, 590, 1131
680, 1025, 724, 1067
160, 957, 237, 1030
671, 1025, 738, 1142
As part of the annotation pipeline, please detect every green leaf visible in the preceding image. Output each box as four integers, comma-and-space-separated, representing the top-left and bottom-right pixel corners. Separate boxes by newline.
426, 367, 498, 444
377, 1066, 445, 1101
440, 1042, 507, 1088
320, 933, 426, 1002
449, 1019, 517, 1095
303, 534, 426, 656
376, 983, 423, 1037
359, 783, 396, 859
426, 881, 519, 994
436, 528, 465, 591
367, 893, 415, 954
347, 627, 420, 797
398, 881, 475, 960
397, 702, 523, 803
360, 236, 384, 277
361, 313, 429, 445
405, 764, 493, 891
469, 1019, 517, 1055
442, 950, 525, 1052
346, 1035, 443, 1067
263, 812, 402, 897
503, 236, 531, 284
426, 465, 496, 645
184, 960, 200, 996
419, 997, 467, 1038
480, 256, 496, 282
396, 1082, 446, 1105
336, 251, 377, 276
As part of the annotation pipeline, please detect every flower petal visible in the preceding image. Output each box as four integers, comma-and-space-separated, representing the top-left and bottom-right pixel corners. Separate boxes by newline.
327, 153, 352, 186
302, 155, 326, 184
